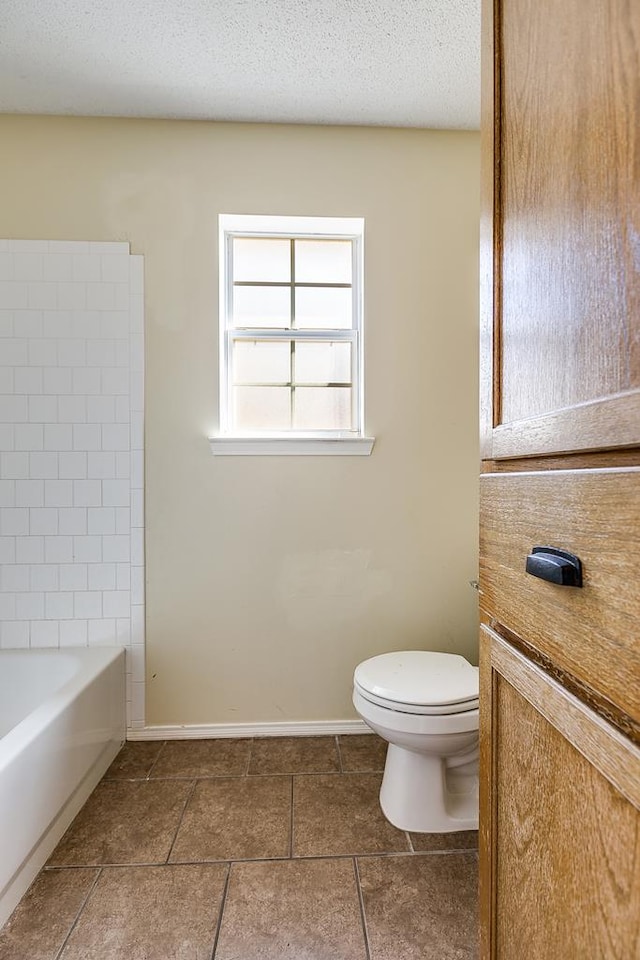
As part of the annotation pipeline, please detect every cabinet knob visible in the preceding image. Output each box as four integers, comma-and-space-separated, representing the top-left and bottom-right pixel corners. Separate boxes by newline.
525, 547, 583, 587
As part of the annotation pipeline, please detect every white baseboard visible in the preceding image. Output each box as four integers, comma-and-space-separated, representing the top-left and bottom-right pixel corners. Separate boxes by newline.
126, 719, 369, 741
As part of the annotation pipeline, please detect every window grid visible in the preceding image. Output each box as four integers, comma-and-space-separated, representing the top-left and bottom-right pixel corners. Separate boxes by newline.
221, 222, 363, 437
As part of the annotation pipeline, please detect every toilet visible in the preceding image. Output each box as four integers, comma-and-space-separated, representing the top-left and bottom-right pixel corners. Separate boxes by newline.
352, 650, 479, 833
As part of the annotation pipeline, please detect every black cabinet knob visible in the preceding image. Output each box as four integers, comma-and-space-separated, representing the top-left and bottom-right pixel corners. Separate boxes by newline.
525, 546, 583, 587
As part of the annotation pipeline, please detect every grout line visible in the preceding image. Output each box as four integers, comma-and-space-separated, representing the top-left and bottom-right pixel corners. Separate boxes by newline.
41, 848, 478, 872
148, 849, 471, 867
335, 734, 344, 773
145, 740, 167, 780
406, 831, 415, 853
52, 866, 103, 960
101, 768, 384, 783
244, 738, 254, 776
209, 862, 232, 960
165, 779, 198, 863
45, 860, 177, 870
353, 857, 372, 960
280, 848, 478, 862
289, 776, 295, 859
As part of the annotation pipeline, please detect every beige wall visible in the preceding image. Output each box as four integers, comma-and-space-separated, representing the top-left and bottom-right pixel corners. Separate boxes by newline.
0, 116, 480, 726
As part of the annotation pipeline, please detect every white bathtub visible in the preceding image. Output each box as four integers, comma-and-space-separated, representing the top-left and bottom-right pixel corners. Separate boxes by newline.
0, 647, 125, 928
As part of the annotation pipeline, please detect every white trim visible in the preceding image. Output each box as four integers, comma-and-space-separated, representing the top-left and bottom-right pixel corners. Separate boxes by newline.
209, 436, 375, 456
229, 328, 357, 342
220, 214, 364, 236
353, 231, 365, 435
126, 719, 369, 741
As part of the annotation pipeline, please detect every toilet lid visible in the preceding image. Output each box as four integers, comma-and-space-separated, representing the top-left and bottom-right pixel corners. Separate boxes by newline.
354, 651, 479, 709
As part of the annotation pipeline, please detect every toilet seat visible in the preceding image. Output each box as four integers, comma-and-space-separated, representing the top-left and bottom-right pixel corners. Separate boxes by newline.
354, 681, 478, 715
354, 650, 479, 716
353, 687, 479, 736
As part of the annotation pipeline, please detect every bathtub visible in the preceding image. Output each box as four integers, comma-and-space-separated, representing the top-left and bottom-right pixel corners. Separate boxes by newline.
0, 647, 125, 928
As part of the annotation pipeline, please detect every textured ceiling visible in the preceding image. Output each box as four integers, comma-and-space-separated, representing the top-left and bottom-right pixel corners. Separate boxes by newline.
0, 0, 480, 129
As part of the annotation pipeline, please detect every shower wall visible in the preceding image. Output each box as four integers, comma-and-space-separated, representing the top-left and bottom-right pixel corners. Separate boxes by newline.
0, 239, 145, 729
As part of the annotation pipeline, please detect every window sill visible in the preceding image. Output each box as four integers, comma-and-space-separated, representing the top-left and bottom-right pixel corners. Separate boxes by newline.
208, 436, 375, 456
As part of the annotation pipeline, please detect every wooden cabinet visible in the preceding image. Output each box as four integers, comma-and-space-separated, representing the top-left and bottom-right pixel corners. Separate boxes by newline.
479, 628, 640, 958
480, 0, 640, 462
479, 0, 640, 957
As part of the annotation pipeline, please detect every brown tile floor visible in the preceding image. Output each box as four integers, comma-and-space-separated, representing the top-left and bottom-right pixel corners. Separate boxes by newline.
0, 735, 478, 960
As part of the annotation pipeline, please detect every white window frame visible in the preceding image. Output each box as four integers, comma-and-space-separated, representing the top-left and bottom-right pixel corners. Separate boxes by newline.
210, 214, 374, 456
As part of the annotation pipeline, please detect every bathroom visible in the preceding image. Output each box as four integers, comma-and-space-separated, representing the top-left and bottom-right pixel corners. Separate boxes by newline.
4, 0, 638, 952
1, 3, 480, 957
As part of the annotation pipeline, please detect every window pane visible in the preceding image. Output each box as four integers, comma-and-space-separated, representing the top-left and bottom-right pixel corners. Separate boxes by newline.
232, 285, 291, 328
233, 341, 291, 385
294, 387, 353, 430
294, 240, 352, 284
234, 386, 291, 431
233, 238, 291, 282
294, 342, 352, 384
295, 287, 353, 329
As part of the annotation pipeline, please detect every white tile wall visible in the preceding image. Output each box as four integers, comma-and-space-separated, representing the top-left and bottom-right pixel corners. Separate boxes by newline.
0, 240, 145, 729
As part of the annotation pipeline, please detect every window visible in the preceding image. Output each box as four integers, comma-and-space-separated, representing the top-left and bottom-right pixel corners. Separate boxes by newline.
212, 215, 373, 455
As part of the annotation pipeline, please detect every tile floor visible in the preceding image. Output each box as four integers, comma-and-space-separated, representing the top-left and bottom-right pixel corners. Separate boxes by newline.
0, 735, 478, 960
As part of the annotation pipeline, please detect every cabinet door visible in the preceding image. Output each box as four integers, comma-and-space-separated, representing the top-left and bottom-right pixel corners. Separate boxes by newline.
479, 626, 640, 959
480, 0, 640, 460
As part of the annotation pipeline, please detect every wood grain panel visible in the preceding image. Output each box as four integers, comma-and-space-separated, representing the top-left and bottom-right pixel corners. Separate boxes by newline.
482, 449, 640, 474
479, 0, 498, 460
479, 469, 640, 723
491, 633, 640, 805
496, 679, 640, 958
480, 628, 640, 960
481, 0, 640, 459
500, 0, 640, 422
482, 619, 640, 743
478, 628, 496, 960
492, 392, 640, 459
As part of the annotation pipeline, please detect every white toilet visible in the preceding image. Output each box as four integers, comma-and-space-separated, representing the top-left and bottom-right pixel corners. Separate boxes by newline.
352, 650, 479, 833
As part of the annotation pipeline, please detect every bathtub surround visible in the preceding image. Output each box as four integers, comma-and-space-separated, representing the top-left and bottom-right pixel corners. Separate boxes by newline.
0, 239, 145, 729
0, 116, 479, 729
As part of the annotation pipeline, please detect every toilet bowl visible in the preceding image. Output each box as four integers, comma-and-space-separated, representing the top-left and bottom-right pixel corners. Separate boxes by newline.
352, 650, 479, 833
